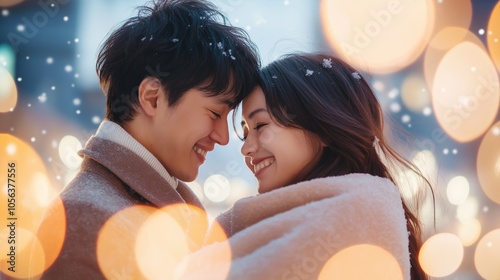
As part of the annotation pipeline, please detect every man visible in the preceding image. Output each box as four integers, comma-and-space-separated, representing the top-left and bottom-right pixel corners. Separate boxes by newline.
32, 0, 259, 278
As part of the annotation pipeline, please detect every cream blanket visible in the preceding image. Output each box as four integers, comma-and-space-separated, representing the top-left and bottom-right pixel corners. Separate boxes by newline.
179, 173, 410, 279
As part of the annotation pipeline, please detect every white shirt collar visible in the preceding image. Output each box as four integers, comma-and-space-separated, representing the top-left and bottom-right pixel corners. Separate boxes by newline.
94, 120, 178, 189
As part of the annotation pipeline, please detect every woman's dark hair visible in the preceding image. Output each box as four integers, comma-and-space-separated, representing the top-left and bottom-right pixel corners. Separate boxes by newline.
97, 0, 260, 124
258, 53, 433, 280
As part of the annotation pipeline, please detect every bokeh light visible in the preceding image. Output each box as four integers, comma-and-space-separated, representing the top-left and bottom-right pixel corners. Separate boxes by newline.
0, 134, 60, 277
456, 196, 479, 223
401, 74, 431, 113
457, 218, 481, 247
0, 0, 23, 8
424, 27, 484, 90
97, 205, 156, 279
203, 174, 231, 203
0, 227, 45, 279
397, 150, 437, 201
487, 1, 500, 72
135, 205, 191, 280
30, 197, 66, 278
475, 229, 500, 279
58, 135, 83, 170
318, 244, 403, 280
477, 122, 500, 204
419, 233, 464, 277
0, 66, 17, 112
447, 176, 470, 205
432, 41, 500, 142
320, 0, 435, 74
431, 0, 472, 43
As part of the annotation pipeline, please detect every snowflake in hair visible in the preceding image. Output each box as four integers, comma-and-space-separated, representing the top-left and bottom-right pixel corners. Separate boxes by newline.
351, 72, 361, 80
322, 58, 332, 69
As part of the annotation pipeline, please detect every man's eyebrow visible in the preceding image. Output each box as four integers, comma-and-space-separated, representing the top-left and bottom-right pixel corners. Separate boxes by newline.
214, 96, 234, 107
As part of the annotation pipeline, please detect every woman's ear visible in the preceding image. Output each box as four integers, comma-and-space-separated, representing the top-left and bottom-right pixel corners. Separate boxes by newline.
137, 77, 163, 117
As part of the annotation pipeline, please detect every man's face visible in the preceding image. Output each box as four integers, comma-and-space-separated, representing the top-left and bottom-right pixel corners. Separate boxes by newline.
148, 87, 233, 182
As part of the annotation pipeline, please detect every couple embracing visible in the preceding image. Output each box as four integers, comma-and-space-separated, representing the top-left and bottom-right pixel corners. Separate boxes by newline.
34, 0, 430, 279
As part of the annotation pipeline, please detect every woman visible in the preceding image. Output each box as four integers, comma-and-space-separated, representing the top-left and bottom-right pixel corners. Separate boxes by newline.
182, 53, 431, 280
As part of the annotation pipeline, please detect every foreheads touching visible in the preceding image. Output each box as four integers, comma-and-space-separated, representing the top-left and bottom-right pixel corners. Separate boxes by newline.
96, 0, 260, 124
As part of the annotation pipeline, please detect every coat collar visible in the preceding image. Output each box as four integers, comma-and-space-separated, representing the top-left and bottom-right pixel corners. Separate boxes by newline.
79, 136, 204, 211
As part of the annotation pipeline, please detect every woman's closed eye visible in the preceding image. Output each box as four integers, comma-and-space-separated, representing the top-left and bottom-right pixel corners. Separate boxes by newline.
254, 123, 267, 130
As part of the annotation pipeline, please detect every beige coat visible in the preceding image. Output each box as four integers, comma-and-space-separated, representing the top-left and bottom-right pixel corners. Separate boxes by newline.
32, 137, 207, 279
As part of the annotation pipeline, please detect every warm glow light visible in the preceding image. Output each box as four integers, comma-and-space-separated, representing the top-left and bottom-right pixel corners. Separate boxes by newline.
0, 0, 23, 7
320, 0, 435, 74
401, 74, 431, 112
424, 27, 484, 90
397, 150, 436, 200
0, 134, 59, 277
475, 229, 500, 279
318, 244, 403, 280
447, 176, 470, 205
458, 218, 481, 247
419, 233, 463, 277
431, 0, 472, 43
30, 197, 67, 277
477, 122, 500, 204
0, 66, 18, 112
0, 228, 45, 279
97, 205, 157, 279
456, 197, 479, 222
135, 205, 191, 280
203, 174, 231, 203
58, 135, 83, 170
487, 1, 500, 72
432, 42, 500, 142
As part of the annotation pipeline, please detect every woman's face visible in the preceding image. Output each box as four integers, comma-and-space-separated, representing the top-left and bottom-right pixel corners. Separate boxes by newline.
241, 87, 323, 193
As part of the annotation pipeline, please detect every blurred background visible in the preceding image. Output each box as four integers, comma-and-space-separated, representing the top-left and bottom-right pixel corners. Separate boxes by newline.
0, 0, 499, 279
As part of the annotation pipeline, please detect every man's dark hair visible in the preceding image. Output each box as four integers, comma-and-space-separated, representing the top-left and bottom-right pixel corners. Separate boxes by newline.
96, 0, 260, 124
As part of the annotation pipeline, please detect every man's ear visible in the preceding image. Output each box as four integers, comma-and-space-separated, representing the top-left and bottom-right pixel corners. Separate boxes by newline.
138, 77, 163, 117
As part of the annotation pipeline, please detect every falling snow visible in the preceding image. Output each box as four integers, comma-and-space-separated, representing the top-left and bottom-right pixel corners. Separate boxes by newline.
305, 69, 314, 76
172, 38, 179, 43
388, 88, 399, 99
17, 25, 25, 32
47, 57, 54, 64
351, 72, 361, 79
423, 107, 432, 116
73, 98, 81, 106
63, 16, 69, 21
401, 114, 410, 123
390, 103, 401, 113
65, 65, 73, 72
2, 9, 9, 16
322, 58, 332, 69
38, 93, 47, 103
